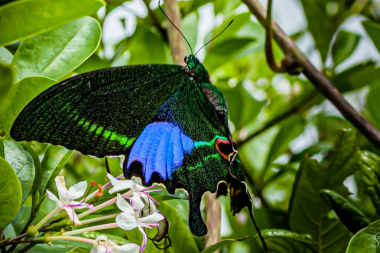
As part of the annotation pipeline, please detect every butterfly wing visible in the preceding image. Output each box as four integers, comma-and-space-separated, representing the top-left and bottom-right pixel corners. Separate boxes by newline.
124, 80, 251, 236
11, 65, 187, 157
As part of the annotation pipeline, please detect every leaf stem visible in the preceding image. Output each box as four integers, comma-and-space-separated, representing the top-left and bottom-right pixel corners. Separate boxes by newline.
34, 207, 61, 231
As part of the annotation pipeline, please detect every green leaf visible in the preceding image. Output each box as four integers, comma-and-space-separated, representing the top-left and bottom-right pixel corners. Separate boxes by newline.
251, 229, 317, 253
357, 151, 380, 214
40, 145, 73, 194
0, 47, 13, 64
12, 16, 102, 81
21, 144, 43, 194
320, 189, 370, 234
0, 0, 105, 46
289, 129, 361, 253
201, 236, 249, 253
75, 54, 110, 74
3, 140, 35, 203
220, 84, 265, 130
367, 83, 380, 129
0, 76, 57, 132
362, 20, 380, 53
0, 138, 4, 159
0, 62, 14, 106
346, 228, 378, 253
0, 156, 22, 230
332, 30, 360, 67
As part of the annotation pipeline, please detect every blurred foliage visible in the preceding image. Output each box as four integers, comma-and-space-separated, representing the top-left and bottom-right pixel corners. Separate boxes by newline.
2, 0, 380, 252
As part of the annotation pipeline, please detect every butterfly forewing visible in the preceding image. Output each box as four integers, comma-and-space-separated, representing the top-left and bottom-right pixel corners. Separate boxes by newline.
11, 65, 187, 157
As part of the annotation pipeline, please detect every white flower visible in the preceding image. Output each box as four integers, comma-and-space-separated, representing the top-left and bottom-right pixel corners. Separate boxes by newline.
46, 176, 94, 225
91, 235, 140, 253
115, 194, 164, 252
107, 174, 160, 215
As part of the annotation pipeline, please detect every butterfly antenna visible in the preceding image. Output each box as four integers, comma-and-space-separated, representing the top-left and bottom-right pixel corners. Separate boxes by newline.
194, 20, 234, 56
158, 0, 193, 55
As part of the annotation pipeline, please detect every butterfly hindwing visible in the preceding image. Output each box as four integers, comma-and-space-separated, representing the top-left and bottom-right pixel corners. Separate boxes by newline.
11, 65, 187, 157
124, 79, 247, 236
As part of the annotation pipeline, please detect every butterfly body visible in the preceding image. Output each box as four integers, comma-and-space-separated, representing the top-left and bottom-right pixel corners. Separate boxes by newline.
11, 55, 252, 236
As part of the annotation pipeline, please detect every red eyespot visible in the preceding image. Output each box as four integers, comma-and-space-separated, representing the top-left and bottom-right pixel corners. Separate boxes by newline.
215, 138, 234, 161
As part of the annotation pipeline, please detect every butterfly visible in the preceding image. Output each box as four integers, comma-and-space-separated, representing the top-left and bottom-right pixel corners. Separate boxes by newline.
10, 5, 266, 250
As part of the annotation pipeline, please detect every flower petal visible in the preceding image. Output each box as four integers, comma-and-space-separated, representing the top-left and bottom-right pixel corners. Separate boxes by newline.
55, 176, 68, 200
107, 174, 135, 194
64, 207, 81, 226
138, 212, 164, 225
91, 235, 109, 253
116, 213, 138, 231
67, 181, 88, 200
116, 194, 135, 215
138, 226, 147, 252
46, 189, 63, 209
112, 243, 140, 253
130, 192, 145, 212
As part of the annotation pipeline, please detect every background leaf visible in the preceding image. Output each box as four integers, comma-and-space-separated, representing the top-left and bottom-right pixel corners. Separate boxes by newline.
0, 62, 14, 106
362, 20, 380, 53
0, 47, 13, 64
251, 229, 317, 253
332, 30, 360, 67
0, 76, 57, 131
346, 228, 378, 253
320, 189, 370, 234
12, 16, 102, 81
0, 156, 22, 230
289, 130, 360, 253
40, 145, 73, 194
0, 0, 105, 46
3, 140, 35, 203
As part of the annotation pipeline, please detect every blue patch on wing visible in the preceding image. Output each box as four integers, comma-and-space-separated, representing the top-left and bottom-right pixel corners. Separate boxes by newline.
127, 122, 194, 183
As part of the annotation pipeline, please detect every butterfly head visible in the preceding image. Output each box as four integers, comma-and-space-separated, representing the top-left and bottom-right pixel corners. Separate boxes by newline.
184, 55, 210, 83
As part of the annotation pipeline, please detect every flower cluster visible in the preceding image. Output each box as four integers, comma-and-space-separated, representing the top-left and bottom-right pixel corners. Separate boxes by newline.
27, 173, 169, 253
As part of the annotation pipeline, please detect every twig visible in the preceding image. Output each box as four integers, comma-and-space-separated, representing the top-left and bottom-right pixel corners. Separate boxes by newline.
163, 0, 187, 65
242, 0, 380, 150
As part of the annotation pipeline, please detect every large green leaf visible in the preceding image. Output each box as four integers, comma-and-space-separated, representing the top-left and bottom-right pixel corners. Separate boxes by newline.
0, 47, 13, 64
40, 145, 73, 194
289, 130, 361, 253
201, 237, 249, 253
0, 0, 105, 46
0, 156, 22, 230
362, 20, 380, 53
0, 76, 57, 131
331, 30, 360, 67
251, 229, 317, 253
320, 189, 370, 234
3, 140, 35, 203
21, 144, 43, 194
12, 16, 102, 81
